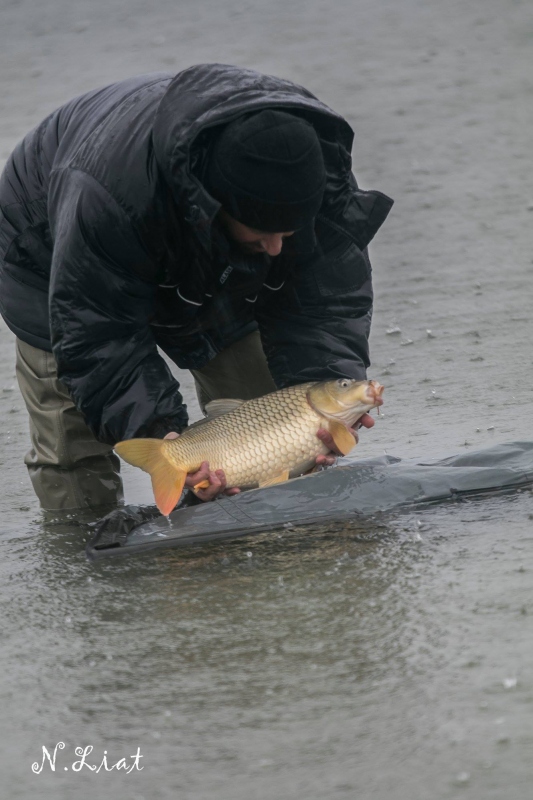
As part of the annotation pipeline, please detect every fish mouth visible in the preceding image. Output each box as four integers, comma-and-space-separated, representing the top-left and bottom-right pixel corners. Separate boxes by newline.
367, 380, 384, 407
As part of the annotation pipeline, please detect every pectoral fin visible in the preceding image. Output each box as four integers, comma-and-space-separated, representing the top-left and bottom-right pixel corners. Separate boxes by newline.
193, 479, 210, 490
328, 421, 357, 455
259, 469, 290, 488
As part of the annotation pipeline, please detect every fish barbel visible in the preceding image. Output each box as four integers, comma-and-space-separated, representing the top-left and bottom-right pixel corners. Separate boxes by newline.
114, 378, 384, 515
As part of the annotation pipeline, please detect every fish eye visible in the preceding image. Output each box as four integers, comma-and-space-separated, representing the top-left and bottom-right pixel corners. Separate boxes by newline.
337, 379, 351, 389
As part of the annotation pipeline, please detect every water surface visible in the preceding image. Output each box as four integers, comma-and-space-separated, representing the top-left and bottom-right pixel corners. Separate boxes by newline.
0, 0, 531, 797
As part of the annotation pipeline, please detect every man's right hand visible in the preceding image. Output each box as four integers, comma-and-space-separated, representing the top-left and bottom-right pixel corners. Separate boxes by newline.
315, 412, 375, 465
164, 432, 241, 502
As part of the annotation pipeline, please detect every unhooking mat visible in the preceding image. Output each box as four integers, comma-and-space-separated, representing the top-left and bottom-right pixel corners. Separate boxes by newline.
86, 441, 533, 559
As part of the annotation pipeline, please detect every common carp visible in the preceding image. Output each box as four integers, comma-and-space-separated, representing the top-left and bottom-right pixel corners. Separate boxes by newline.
114, 378, 384, 515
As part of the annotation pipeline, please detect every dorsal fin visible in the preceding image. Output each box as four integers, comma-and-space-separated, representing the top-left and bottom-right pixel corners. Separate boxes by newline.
204, 398, 245, 419
186, 399, 246, 431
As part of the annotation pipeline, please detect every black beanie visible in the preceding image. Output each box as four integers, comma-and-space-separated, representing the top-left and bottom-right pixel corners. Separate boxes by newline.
204, 109, 326, 232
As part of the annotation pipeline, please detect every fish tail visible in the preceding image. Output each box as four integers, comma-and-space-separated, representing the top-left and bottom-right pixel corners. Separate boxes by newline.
114, 438, 187, 516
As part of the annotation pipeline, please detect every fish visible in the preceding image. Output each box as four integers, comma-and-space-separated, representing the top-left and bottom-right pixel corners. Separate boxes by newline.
114, 378, 384, 516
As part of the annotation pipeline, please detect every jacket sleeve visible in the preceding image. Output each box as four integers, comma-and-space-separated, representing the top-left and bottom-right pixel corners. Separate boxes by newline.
48, 169, 189, 444
255, 214, 378, 388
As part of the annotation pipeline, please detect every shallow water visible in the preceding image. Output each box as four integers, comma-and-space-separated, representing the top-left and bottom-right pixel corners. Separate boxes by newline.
1, 0, 532, 797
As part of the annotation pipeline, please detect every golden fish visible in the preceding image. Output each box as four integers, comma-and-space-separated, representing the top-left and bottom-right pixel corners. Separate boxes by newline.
115, 378, 384, 516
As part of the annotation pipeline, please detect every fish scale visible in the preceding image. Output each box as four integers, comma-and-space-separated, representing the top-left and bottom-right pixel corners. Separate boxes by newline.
162, 382, 325, 487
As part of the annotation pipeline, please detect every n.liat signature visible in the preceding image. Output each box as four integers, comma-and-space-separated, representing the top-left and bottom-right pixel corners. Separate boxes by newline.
31, 742, 143, 774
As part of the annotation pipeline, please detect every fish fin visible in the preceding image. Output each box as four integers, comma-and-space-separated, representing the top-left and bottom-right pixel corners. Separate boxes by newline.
186, 399, 246, 431
185, 417, 210, 431
151, 463, 187, 517
327, 420, 357, 456
259, 469, 290, 488
204, 398, 245, 419
114, 438, 186, 516
193, 479, 210, 490
114, 438, 165, 472
305, 464, 321, 474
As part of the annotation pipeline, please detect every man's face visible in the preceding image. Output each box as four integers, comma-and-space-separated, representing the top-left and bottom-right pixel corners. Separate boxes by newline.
219, 209, 295, 257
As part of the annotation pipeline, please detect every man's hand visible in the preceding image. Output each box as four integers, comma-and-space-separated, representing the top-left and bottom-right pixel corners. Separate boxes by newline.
315, 413, 375, 467
164, 432, 241, 502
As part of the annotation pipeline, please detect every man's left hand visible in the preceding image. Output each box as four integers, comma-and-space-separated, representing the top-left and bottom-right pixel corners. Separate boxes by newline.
315, 413, 375, 467
164, 432, 240, 502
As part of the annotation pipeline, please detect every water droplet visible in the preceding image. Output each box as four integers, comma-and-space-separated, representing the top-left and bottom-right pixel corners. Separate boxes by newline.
246, 551, 253, 558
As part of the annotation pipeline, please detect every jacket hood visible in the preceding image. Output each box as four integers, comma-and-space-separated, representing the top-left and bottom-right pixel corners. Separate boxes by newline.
152, 63, 355, 249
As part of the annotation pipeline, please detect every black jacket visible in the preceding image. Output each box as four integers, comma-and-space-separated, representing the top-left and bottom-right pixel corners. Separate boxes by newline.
0, 64, 393, 444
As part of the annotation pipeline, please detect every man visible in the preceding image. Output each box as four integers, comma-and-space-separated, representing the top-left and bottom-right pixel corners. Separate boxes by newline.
0, 63, 393, 514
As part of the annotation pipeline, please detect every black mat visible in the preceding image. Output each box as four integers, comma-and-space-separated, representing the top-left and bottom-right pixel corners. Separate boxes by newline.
87, 441, 533, 559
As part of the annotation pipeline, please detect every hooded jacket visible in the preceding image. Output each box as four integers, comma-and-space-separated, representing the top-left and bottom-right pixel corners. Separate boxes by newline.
0, 64, 393, 445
